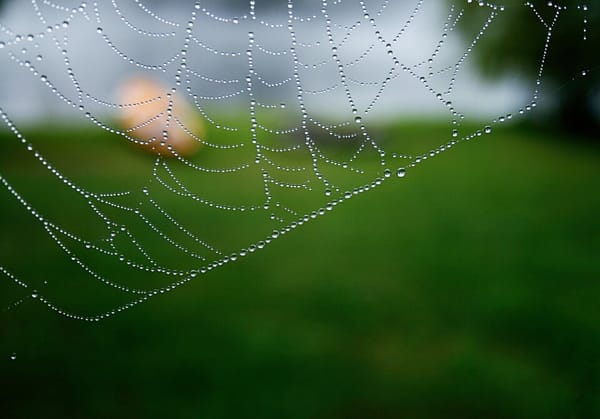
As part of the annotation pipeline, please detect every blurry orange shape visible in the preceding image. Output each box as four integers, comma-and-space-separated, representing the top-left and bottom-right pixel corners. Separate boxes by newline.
117, 76, 204, 157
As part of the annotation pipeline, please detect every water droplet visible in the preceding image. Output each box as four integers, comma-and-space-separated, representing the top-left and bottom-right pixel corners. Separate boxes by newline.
484, 126, 492, 134
9, 353, 16, 361
397, 168, 406, 178
31, 290, 39, 299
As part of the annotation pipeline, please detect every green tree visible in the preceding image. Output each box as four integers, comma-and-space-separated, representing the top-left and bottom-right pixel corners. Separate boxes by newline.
455, 1, 599, 136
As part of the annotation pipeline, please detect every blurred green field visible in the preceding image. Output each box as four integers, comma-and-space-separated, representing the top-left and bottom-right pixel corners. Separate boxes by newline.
0, 121, 599, 419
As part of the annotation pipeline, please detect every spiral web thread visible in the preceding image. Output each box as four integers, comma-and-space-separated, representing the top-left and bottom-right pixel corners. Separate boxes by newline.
0, 0, 587, 322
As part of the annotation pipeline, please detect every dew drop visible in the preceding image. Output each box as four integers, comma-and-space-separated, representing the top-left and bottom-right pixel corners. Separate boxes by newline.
397, 168, 406, 178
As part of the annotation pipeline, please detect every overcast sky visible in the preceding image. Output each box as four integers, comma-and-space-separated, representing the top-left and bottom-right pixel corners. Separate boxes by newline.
0, 0, 529, 123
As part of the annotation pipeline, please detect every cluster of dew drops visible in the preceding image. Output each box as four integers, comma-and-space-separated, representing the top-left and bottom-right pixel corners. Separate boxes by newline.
1, 0, 592, 361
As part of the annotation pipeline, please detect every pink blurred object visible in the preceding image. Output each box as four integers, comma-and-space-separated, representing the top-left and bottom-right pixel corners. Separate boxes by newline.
117, 77, 204, 157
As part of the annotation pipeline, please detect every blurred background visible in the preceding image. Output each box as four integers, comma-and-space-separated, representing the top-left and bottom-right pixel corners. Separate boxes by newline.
1, 1, 599, 418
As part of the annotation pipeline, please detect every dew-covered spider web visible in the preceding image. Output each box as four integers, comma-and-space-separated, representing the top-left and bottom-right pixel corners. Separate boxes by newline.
0, 0, 591, 333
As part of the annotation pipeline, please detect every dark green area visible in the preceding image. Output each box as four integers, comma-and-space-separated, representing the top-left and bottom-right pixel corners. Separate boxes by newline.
0, 122, 599, 418
453, 0, 600, 134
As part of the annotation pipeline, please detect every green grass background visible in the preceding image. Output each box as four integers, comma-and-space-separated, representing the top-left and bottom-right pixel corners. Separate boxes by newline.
0, 121, 599, 418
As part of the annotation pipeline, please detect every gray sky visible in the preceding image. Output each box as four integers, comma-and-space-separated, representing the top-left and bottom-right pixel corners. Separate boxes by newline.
0, 0, 529, 123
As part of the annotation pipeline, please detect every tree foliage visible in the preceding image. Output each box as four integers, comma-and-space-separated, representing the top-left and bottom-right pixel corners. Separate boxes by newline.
456, 1, 599, 135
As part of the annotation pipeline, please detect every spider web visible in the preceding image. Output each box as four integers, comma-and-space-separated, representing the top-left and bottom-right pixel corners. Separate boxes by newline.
0, 0, 588, 327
